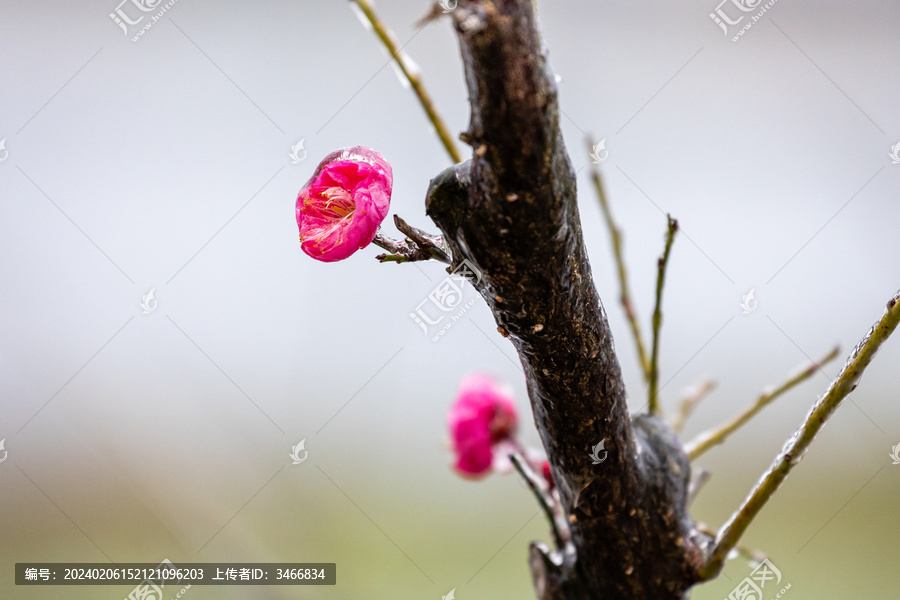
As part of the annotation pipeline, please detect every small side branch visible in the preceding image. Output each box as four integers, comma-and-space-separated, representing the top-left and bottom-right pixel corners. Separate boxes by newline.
648, 216, 678, 413
686, 346, 839, 460
510, 453, 566, 552
588, 138, 651, 383
700, 290, 900, 580
349, 0, 463, 164
671, 378, 716, 434
687, 469, 711, 506
696, 523, 767, 566
372, 215, 451, 263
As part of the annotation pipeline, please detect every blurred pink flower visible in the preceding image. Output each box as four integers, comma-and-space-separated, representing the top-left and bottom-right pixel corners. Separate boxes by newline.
447, 374, 519, 478
296, 146, 392, 262
541, 460, 554, 491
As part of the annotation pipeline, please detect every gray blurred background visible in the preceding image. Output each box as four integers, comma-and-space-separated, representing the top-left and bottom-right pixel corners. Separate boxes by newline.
1, 0, 899, 598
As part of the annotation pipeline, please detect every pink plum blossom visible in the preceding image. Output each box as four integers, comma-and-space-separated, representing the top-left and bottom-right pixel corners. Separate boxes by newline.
296, 146, 392, 262
541, 460, 554, 491
447, 374, 519, 478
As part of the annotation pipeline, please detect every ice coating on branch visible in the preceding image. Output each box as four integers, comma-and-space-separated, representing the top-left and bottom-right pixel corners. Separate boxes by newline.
295, 146, 392, 262
447, 374, 518, 478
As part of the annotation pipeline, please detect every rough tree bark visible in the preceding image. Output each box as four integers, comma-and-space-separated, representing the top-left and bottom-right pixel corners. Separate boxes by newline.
424, 1, 707, 598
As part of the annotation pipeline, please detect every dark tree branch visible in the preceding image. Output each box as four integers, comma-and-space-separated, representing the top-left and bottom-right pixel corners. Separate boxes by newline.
345, 1, 900, 597
424, 1, 706, 597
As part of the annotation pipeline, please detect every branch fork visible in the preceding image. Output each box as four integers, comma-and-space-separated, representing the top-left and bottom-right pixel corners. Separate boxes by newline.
372, 214, 451, 264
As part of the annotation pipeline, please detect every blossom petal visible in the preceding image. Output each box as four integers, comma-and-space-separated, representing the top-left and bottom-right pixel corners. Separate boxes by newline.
295, 146, 392, 262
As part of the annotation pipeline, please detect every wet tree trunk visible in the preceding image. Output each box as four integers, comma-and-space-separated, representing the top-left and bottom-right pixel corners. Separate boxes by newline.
425, 1, 711, 597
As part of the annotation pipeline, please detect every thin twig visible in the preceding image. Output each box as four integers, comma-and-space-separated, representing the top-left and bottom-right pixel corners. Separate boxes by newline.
686, 346, 840, 460
699, 290, 900, 580
349, 0, 463, 164
510, 453, 566, 551
696, 523, 767, 566
687, 469, 711, 506
671, 378, 716, 434
587, 137, 651, 383
372, 215, 452, 263
648, 216, 678, 414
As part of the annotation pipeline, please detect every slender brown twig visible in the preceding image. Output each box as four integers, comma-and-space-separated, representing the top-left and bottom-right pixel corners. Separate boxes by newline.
671, 378, 716, 434
699, 290, 900, 580
648, 216, 678, 414
587, 137, 651, 383
349, 0, 463, 164
686, 346, 840, 460
510, 453, 566, 551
